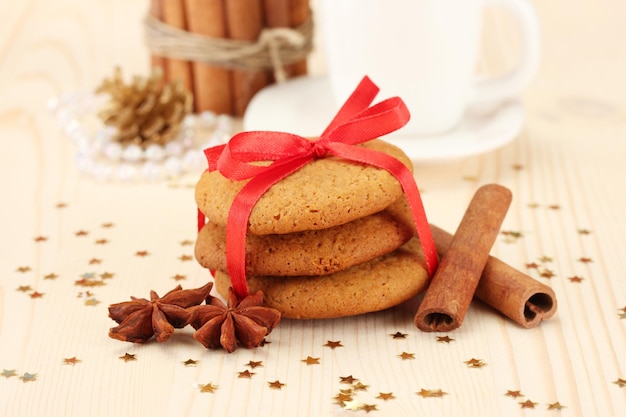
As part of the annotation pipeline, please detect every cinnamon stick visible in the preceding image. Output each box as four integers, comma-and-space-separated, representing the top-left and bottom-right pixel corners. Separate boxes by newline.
287, 0, 309, 77
414, 184, 512, 332
161, 0, 193, 94
263, 0, 291, 83
184, 0, 233, 114
430, 225, 557, 328
225, 0, 269, 116
149, 0, 167, 79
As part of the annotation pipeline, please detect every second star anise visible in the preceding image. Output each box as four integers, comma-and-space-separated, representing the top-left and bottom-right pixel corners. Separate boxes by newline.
108, 282, 213, 343
190, 288, 281, 353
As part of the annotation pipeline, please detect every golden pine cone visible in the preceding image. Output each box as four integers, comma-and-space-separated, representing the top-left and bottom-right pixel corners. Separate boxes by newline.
96, 67, 193, 147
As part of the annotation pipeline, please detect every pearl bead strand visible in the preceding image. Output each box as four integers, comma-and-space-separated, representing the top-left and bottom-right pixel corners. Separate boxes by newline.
48, 91, 232, 182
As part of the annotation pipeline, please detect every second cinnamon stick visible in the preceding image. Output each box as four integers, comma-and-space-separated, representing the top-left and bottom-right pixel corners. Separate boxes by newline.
414, 184, 512, 332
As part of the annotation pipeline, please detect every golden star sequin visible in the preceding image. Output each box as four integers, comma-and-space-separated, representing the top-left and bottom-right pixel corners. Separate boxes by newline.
119, 353, 137, 362
464, 358, 487, 368
519, 399, 537, 409
172, 274, 187, 281
16, 266, 31, 273
19, 372, 38, 383
398, 352, 415, 360
63, 357, 81, 365
178, 254, 193, 262
342, 399, 361, 411
268, 380, 285, 390
548, 402, 566, 410
95, 238, 108, 245
101, 222, 114, 228
578, 257, 593, 263
436, 335, 454, 343
613, 378, 626, 388
340, 375, 357, 384
246, 360, 263, 369
34, 236, 48, 242
525, 262, 540, 269
29, 291, 44, 299
539, 256, 553, 263
377, 392, 395, 401
390, 331, 407, 339
505, 390, 523, 398
417, 388, 447, 398
568, 276, 584, 283
100, 272, 114, 279
75, 230, 89, 236
16, 285, 33, 292
578, 228, 591, 235
88, 258, 102, 265
44, 273, 58, 280
199, 382, 218, 393
1, 369, 17, 378
238, 370, 255, 378
548, 204, 560, 210
182, 359, 198, 366
84, 298, 100, 306
353, 382, 369, 391
135, 250, 150, 257
334, 392, 353, 405
301, 356, 320, 365
180, 240, 193, 246
540, 269, 556, 279
324, 340, 343, 349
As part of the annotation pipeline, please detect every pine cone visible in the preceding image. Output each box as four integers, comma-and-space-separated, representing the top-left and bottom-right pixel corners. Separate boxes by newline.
96, 67, 193, 147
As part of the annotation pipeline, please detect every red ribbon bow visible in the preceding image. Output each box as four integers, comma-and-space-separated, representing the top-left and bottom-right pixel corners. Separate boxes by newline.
199, 76, 438, 299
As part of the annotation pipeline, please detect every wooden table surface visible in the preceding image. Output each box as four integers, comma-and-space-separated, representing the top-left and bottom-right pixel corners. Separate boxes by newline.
1, 1, 625, 416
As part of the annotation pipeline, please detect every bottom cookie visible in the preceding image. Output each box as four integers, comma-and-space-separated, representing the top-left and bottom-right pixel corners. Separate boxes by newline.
213, 237, 430, 319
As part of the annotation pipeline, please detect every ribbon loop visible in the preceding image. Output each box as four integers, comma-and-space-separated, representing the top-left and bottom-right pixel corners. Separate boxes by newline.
199, 76, 438, 299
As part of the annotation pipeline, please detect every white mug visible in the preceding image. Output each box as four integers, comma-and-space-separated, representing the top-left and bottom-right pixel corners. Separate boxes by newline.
319, 0, 540, 136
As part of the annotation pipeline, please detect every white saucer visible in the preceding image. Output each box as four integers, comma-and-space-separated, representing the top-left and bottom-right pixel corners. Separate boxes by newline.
243, 76, 524, 164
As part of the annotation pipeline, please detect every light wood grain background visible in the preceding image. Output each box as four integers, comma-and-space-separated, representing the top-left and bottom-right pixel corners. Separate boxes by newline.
1, 1, 625, 416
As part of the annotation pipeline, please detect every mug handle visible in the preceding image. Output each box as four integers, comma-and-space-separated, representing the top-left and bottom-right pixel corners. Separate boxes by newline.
471, 0, 541, 104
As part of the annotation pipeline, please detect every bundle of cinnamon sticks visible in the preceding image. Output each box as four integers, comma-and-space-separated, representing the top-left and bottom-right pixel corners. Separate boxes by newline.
149, 0, 310, 116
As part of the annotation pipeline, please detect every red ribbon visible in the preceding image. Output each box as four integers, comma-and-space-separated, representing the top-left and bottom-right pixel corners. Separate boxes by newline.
199, 76, 438, 299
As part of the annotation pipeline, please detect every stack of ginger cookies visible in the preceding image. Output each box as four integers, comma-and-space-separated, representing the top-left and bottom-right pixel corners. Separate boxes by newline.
194, 139, 430, 319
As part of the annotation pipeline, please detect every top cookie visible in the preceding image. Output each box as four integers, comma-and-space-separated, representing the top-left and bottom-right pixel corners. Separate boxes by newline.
196, 139, 413, 235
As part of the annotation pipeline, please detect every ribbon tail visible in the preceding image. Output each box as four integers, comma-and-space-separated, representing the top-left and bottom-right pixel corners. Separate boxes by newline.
329, 144, 439, 277
225, 157, 313, 299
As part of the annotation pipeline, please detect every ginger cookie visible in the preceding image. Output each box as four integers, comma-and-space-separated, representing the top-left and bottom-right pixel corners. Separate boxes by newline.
195, 198, 415, 276
195, 139, 413, 235
212, 237, 429, 319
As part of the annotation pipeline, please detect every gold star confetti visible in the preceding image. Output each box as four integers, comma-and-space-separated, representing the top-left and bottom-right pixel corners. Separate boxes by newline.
56, 202, 67, 208
377, 392, 395, 401
246, 360, 263, 369
342, 399, 361, 411
525, 262, 540, 269
539, 256, 553, 263
84, 298, 101, 306
436, 335, 454, 343
501, 230, 523, 243
88, 258, 102, 265
519, 399, 537, 409
238, 370, 255, 378
568, 276, 584, 283
578, 257, 593, 263
334, 392, 353, 405
29, 291, 44, 299
20, 372, 38, 383
16, 285, 33, 292
1, 369, 17, 378
180, 240, 194, 246
44, 273, 58, 280
505, 390, 523, 398
540, 269, 556, 279
398, 352, 415, 360
324, 340, 343, 349
578, 229, 591, 235
512, 163, 524, 170
183, 359, 198, 366
77, 291, 94, 298
528, 202, 540, 209
16, 266, 31, 273
340, 375, 357, 384
178, 254, 193, 262
172, 274, 187, 281
199, 382, 218, 393
464, 358, 486, 368
268, 380, 285, 390
100, 272, 114, 279
95, 238, 108, 245
353, 382, 369, 391
360, 404, 378, 413
548, 402, 566, 410
613, 378, 626, 388
101, 222, 114, 228
75, 278, 106, 287
390, 331, 407, 339
135, 250, 150, 257
75, 230, 89, 236
302, 356, 320, 365
417, 388, 447, 398
63, 357, 81, 365
34, 236, 48, 242
119, 353, 136, 362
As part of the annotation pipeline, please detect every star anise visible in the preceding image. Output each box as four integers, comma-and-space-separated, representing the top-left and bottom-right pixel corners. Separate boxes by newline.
190, 288, 281, 353
108, 282, 213, 343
